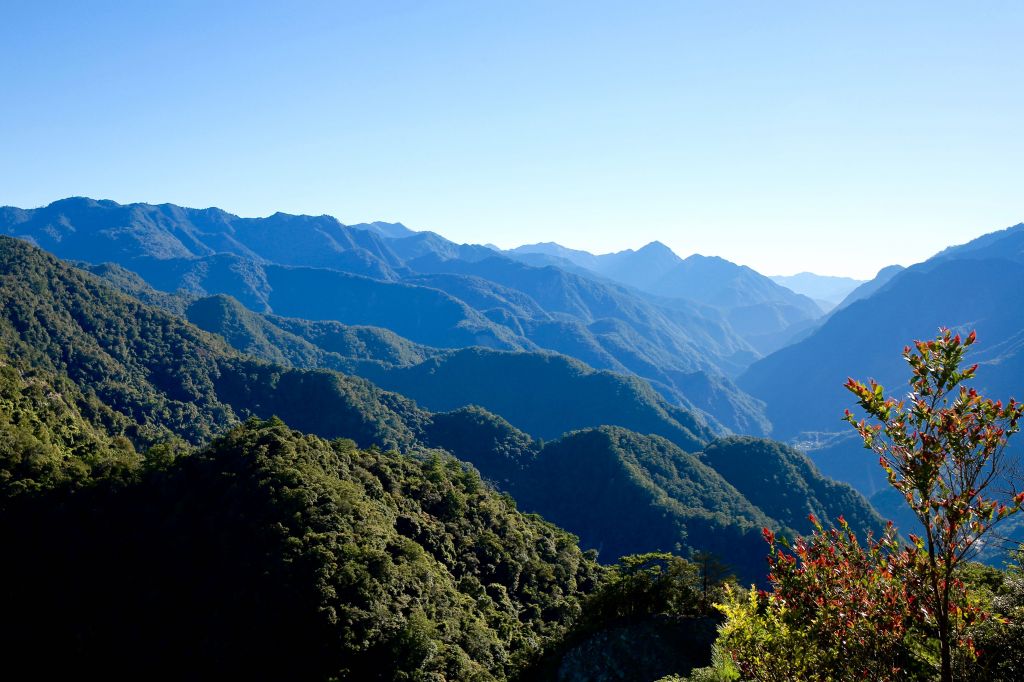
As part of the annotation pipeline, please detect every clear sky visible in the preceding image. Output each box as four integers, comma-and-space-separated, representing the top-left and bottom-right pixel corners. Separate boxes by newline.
1, 1, 1021, 278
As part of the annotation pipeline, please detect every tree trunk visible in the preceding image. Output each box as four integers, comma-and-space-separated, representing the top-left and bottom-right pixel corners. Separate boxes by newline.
938, 617, 952, 682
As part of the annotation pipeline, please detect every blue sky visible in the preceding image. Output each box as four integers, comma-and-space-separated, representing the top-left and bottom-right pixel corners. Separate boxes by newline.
1, 1, 1021, 278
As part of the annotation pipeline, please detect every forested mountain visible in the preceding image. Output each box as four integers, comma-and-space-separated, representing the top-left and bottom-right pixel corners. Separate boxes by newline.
183, 292, 721, 447
0, 196, 406, 277
122, 254, 532, 351
700, 437, 881, 537
1, 197, 774, 434
0, 237, 433, 450
392, 251, 761, 377
360, 350, 719, 448
517, 427, 778, 568
739, 223, 1024, 494
0, 235, 881, 587
185, 294, 433, 372
79, 268, 736, 440
0, 380, 604, 679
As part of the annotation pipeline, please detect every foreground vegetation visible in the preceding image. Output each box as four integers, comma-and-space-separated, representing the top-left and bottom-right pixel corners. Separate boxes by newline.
686, 330, 1024, 681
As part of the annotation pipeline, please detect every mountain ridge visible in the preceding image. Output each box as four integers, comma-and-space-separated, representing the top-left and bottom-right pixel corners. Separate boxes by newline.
1, 198, 775, 433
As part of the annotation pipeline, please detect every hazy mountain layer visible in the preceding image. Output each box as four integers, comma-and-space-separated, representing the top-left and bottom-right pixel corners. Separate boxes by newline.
1, 198, 772, 433
769, 272, 865, 310
509, 241, 824, 354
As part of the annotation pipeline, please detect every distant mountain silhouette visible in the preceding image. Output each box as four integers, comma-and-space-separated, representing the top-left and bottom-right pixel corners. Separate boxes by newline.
0, 197, 405, 278
832, 264, 905, 312
509, 241, 824, 354
769, 272, 865, 310
508, 241, 601, 270
348, 220, 416, 239
592, 241, 683, 292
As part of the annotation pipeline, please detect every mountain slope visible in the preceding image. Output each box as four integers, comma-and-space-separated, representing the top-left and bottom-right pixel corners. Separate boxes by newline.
178, 292, 717, 450
0, 235, 427, 450
402, 253, 759, 375
145, 247, 767, 432
129, 251, 766, 430
124, 254, 531, 350
649, 255, 824, 354
508, 242, 602, 270
739, 224, 1024, 493
73, 269, 726, 447
517, 427, 774, 577
700, 436, 882, 537
591, 241, 683, 292
349, 220, 417, 239
833, 264, 905, 312
0, 410, 604, 679
360, 349, 716, 450
929, 222, 1024, 264
0, 235, 880, 585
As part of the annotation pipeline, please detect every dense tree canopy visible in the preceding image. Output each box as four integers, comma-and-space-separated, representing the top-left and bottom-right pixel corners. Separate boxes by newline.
1, 418, 604, 680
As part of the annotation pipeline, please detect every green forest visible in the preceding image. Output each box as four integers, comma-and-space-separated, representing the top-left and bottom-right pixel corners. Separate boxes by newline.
2, 234, 1023, 680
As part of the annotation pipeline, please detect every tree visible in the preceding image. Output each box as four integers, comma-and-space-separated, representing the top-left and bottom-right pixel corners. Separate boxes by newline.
844, 328, 1024, 682
718, 516, 928, 680
765, 516, 930, 678
969, 544, 1024, 679
582, 553, 702, 623
692, 550, 734, 615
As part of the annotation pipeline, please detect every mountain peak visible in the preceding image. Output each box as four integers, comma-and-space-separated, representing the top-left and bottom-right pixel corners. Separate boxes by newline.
507, 242, 600, 270
635, 240, 680, 259
875, 264, 905, 277
349, 221, 416, 239
680, 253, 732, 267
45, 196, 117, 211
510, 241, 584, 255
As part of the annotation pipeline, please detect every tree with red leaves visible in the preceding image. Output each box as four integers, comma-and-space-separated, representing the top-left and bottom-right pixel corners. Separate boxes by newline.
759, 515, 929, 679
845, 328, 1024, 682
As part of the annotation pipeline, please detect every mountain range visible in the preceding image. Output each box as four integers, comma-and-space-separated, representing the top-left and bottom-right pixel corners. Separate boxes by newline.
3, 194, 1023, 678
6, 199, 1020, 503
0, 235, 881, 584
2, 197, 793, 434
508, 241, 824, 354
